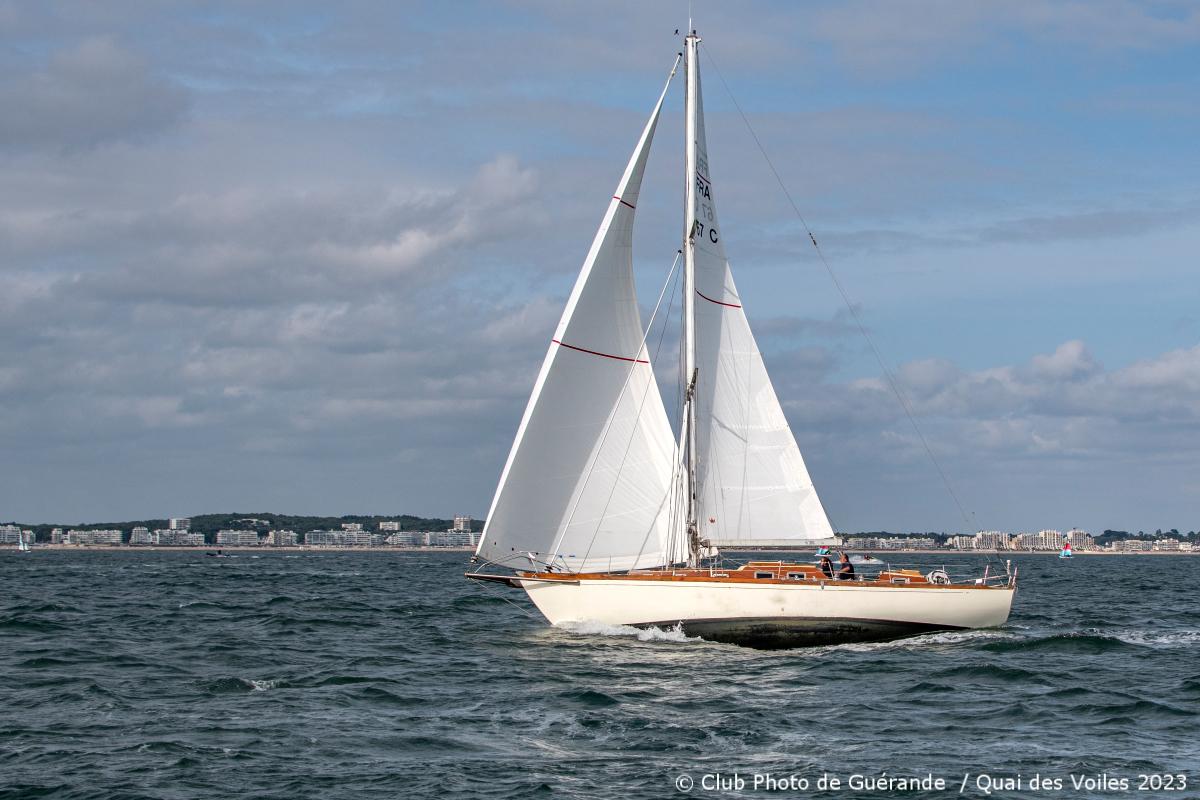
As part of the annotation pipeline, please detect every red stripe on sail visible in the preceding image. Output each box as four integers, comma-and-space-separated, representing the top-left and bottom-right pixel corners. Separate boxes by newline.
613, 195, 636, 210
696, 289, 742, 309
552, 339, 648, 364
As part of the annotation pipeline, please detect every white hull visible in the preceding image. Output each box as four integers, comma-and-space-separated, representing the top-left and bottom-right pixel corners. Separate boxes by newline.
520, 577, 1014, 648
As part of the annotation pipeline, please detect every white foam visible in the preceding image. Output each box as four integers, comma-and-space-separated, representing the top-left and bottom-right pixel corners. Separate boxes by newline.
247, 679, 277, 691
556, 620, 700, 643
1109, 629, 1200, 649
824, 628, 1017, 653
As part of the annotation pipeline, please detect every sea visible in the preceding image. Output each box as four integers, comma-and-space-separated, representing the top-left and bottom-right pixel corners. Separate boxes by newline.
1, 550, 1197, 799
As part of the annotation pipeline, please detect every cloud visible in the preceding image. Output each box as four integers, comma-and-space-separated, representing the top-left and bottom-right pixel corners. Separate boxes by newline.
0, 37, 189, 152
1, 154, 540, 310
794, 341, 1200, 464
1030, 340, 1101, 381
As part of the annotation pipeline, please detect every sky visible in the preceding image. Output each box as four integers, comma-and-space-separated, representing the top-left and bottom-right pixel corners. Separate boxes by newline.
1, 1, 1198, 533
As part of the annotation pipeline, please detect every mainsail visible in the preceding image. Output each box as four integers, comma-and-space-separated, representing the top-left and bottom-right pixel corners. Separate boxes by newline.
476, 61, 681, 573
683, 38, 836, 547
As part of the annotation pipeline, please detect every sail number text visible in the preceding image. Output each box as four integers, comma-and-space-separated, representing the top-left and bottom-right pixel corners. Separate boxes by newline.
694, 175, 718, 244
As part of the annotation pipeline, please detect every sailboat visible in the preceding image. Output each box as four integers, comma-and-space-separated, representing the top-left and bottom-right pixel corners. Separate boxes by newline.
467, 27, 1016, 648
1059, 541, 1073, 559
17, 532, 32, 553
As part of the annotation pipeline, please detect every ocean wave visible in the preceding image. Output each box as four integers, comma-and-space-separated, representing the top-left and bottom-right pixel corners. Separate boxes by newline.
1042, 686, 1105, 700
907, 681, 956, 694
819, 628, 1017, 654
199, 676, 278, 694
1075, 698, 1193, 719
16, 601, 77, 614
176, 600, 227, 610
348, 686, 429, 707
555, 620, 699, 643
1176, 675, 1200, 698
933, 664, 1051, 684
308, 674, 377, 687
0, 616, 68, 633
981, 633, 1138, 654
1108, 629, 1200, 649
558, 688, 621, 708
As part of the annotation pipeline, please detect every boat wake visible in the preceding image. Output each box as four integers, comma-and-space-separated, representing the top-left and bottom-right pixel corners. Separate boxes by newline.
556, 620, 700, 644
1107, 629, 1200, 649
819, 628, 1018, 654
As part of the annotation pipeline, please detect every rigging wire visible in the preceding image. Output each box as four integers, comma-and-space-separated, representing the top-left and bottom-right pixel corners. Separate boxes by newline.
468, 575, 542, 620
701, 43, 977, 535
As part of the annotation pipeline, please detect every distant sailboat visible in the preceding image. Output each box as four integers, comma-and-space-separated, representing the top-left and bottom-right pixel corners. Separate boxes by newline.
1059, 541, 1073, 559
467, 26, 1016, 648
17, 532, 32, 553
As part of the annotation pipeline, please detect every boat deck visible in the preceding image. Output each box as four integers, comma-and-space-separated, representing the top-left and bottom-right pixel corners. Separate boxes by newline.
511, 561, 1011, 590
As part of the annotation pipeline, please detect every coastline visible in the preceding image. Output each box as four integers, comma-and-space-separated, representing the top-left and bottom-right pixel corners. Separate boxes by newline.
732, 548, 1196, 557
733, 548, 1196, 557
6, 544, 476, 553
6, 545, 1194, 555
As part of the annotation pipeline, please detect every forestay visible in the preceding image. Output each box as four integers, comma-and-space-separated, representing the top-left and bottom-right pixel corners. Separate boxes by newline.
476, 63, 681, 573
685, 44, 836, 547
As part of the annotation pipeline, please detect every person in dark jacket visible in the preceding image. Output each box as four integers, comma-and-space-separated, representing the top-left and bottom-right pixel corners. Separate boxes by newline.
819, 556, 834, 580
837, 552, 856, 580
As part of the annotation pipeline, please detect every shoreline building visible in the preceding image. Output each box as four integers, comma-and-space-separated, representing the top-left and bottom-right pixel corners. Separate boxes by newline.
435, 530, 478, 547
441, 515, 477, 547
129, 526, 154, 545
305, 530, 373, 547
973, 531, 1011, 550
216, 530, 261, 546
65, 529, 124, 546
844, 536, 938, 550
1064, 528, 1095, 550
155, 529, 204, 546
1013, 530, 1063, 551
1034, 529, 1064, 550
1112, 539, 1152, 552
168, 518, 191, 531
268, 530, 297, 547
387, 531, 430, 546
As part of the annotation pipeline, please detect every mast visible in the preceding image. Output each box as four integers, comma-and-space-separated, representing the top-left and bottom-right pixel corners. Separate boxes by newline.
682, 27, 701, 566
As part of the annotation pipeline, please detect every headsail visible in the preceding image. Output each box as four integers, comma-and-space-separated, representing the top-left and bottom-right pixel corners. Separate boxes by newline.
476, 60, 681, 573
683, 38, 836, 547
